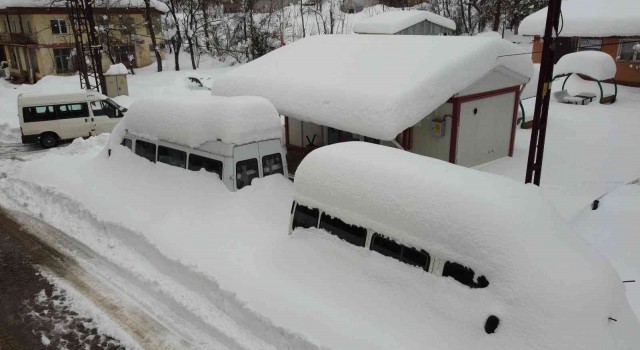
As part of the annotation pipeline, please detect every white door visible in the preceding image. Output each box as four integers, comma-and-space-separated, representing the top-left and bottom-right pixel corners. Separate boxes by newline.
55, 103, 92, 140
233, 143, 260, 190
90, 100, 121, 135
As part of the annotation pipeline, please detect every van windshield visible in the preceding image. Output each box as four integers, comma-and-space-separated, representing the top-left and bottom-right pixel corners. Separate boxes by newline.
105, 98, 126, 112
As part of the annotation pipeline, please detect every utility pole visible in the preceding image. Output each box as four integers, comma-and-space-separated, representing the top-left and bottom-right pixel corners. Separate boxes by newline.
525, 0, 563, 185
67, 0, 106, 93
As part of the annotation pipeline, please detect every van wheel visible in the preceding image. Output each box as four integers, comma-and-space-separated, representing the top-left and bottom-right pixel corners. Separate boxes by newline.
40, 133, 58, 148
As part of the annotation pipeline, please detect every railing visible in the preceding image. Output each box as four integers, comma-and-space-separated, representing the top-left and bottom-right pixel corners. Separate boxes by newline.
0, 32, 37, 45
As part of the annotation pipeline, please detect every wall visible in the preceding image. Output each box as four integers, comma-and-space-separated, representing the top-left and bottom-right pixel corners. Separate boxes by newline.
395, 20, 453, 35
410, 103, 453, 162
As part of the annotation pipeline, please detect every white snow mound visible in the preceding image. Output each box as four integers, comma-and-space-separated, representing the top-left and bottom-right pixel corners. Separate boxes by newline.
109, 96, 282, 148
554, 51, 617, 81
293, 142, 640, 349
353, 10, 456, 34
212, 35, 533, 141
104, 63, 129, 76
519, 0, 640, 37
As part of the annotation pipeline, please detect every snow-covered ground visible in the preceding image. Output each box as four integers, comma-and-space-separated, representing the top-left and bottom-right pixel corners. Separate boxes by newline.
1, 54, 639, 348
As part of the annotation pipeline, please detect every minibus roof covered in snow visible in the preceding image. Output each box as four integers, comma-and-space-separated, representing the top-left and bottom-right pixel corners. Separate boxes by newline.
113, 96, 282, 148
18, 90, 107, 106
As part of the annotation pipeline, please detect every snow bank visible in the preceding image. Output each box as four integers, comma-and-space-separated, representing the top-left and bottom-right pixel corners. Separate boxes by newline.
520, 0, 640, 37
104, 63, 129, 76
554, 51, 617, 81
109, 96, 282, 148
293, 142, 639, 349
353, 10, 456, 34
212, 35, 532, 141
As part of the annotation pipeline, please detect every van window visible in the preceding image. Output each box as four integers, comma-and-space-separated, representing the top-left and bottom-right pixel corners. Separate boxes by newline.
442, 261, 489, 289
262, 153, 284, 176
319, 213, 367, 247
23, 106, 56, 123
90, 100, 120, 118
235, 158, 259, 190
188, 153, 223, 179
158, 145, 186, 168
135, 140, 156, 163
56, 103, 88, 119
370, 234, 430, 269
292, 203, 320, 230
121, 138, 133, 150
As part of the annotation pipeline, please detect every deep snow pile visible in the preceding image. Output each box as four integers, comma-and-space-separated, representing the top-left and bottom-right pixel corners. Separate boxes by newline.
212, 35, 532, 140
111, 96, 282, 147
554, 51, 617, 81
352, 10, 456, 34
104, 63, 129, 76
519, 0, 640, 37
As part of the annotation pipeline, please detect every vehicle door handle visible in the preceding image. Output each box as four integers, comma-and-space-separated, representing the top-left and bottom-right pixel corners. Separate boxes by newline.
91, 118, 94, 122
85, 118, 88, 122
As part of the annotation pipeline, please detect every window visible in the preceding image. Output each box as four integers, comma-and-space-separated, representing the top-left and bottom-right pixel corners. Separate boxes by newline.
619, 40, 640, 61
442, 261, 489, 289
53, 48, 74, 73
158, 145, 186, 169
55, 103, 88, 119
319, 212, 367, 247
370, 233, 431, 270
291, 203, 320, 231
50, 19, 67, 34
135, 140, 156, 163
262, 153, 284, 176
22, 106, 56, 123
188, 153, 223, 179
363, 137, 380, 144
91, 100, 120, 118
235, 158, 259, 190
578, 38, 602, 51
121, 138, 133, 150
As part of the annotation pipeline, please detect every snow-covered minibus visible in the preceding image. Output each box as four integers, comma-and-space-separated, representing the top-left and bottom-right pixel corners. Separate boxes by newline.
108, 96, 287, 191
18, 90, 126, 148
289, 142, 639, 344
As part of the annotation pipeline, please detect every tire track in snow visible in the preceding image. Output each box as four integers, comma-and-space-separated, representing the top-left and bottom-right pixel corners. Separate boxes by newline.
0, 179, 320, 350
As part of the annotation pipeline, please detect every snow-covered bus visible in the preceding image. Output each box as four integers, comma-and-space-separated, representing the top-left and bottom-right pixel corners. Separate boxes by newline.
289, 142, 639, 342
108, 96, 287, 191
18, 90, 126, 148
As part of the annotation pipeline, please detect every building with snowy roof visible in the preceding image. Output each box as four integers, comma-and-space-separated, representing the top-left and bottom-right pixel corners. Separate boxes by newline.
519, 0, 640, 86
211, 35, 533, 172
0, 0, 167, 83
353, 10, 456, 35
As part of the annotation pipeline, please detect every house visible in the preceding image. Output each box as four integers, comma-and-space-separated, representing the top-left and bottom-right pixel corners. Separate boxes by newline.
211, 35, 532, 171
519, 0, 640, 86
353, 10, 456, 35
0, 0, 167, 83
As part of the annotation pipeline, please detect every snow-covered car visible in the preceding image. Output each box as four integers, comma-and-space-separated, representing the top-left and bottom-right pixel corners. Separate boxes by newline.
186, 76, 212, 91
107, 96, 288, 191
288, 141, 640, 349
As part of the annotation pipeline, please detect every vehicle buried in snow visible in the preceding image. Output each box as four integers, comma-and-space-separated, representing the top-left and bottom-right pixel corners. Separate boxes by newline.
107, 96, 287, 191
18, 90, 126, 148
289, 142, 640, 348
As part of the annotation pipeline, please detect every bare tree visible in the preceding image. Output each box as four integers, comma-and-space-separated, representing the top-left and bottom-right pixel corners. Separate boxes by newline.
144, 0, 163, 71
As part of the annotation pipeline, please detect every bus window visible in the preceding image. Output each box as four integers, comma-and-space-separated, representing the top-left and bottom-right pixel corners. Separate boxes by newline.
23, 106, 56, 123
319, 213, 367, 247
188, 153, 223, 179
236, 158, 259, 190
158, 145, 187, 168
262, 153, 284, 176
442, 261, 489, 288
371, 233, 431, 270
135, 140, 156, 163
292, 203, 320, 230
56, 103, 88, 119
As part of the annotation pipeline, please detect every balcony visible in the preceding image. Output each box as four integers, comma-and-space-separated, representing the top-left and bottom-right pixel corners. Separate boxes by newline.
0, 32, 37, 45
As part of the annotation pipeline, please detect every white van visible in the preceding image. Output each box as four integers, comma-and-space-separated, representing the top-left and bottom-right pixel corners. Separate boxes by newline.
18, 90, 126, 148
108, 96, 288, 192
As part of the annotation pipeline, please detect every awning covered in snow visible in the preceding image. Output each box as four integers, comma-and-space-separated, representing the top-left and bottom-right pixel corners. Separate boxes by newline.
519, 0, 640, 37
211, 35, 532, 141
353, 10, 456, 34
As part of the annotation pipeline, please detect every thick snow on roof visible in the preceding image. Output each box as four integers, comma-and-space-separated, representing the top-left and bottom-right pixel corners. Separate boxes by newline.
353, 10, 456, 34
554, 51, 617, 81
0, 0, 169, 12
293, 141, 639, 348
110, 96, 282, 148
519, 0, 640, 37
104, 63, 129, 76
212, 35, 533, 141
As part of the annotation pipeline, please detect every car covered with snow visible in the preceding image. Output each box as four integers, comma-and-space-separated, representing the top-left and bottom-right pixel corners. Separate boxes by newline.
107, 96, 287, 191
288, 141, 640, 349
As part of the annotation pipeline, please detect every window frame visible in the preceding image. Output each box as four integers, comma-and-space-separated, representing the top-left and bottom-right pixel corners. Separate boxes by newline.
235, 158, 260, 190
157, 144, 187, 169
53, 48, 74, 73
54, 103, 89, 120
188, 151, 224, 179
22, 105, 57, 123
50, 19, 68, 35
617, 39, 640, 62
134, 139, 157, 163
